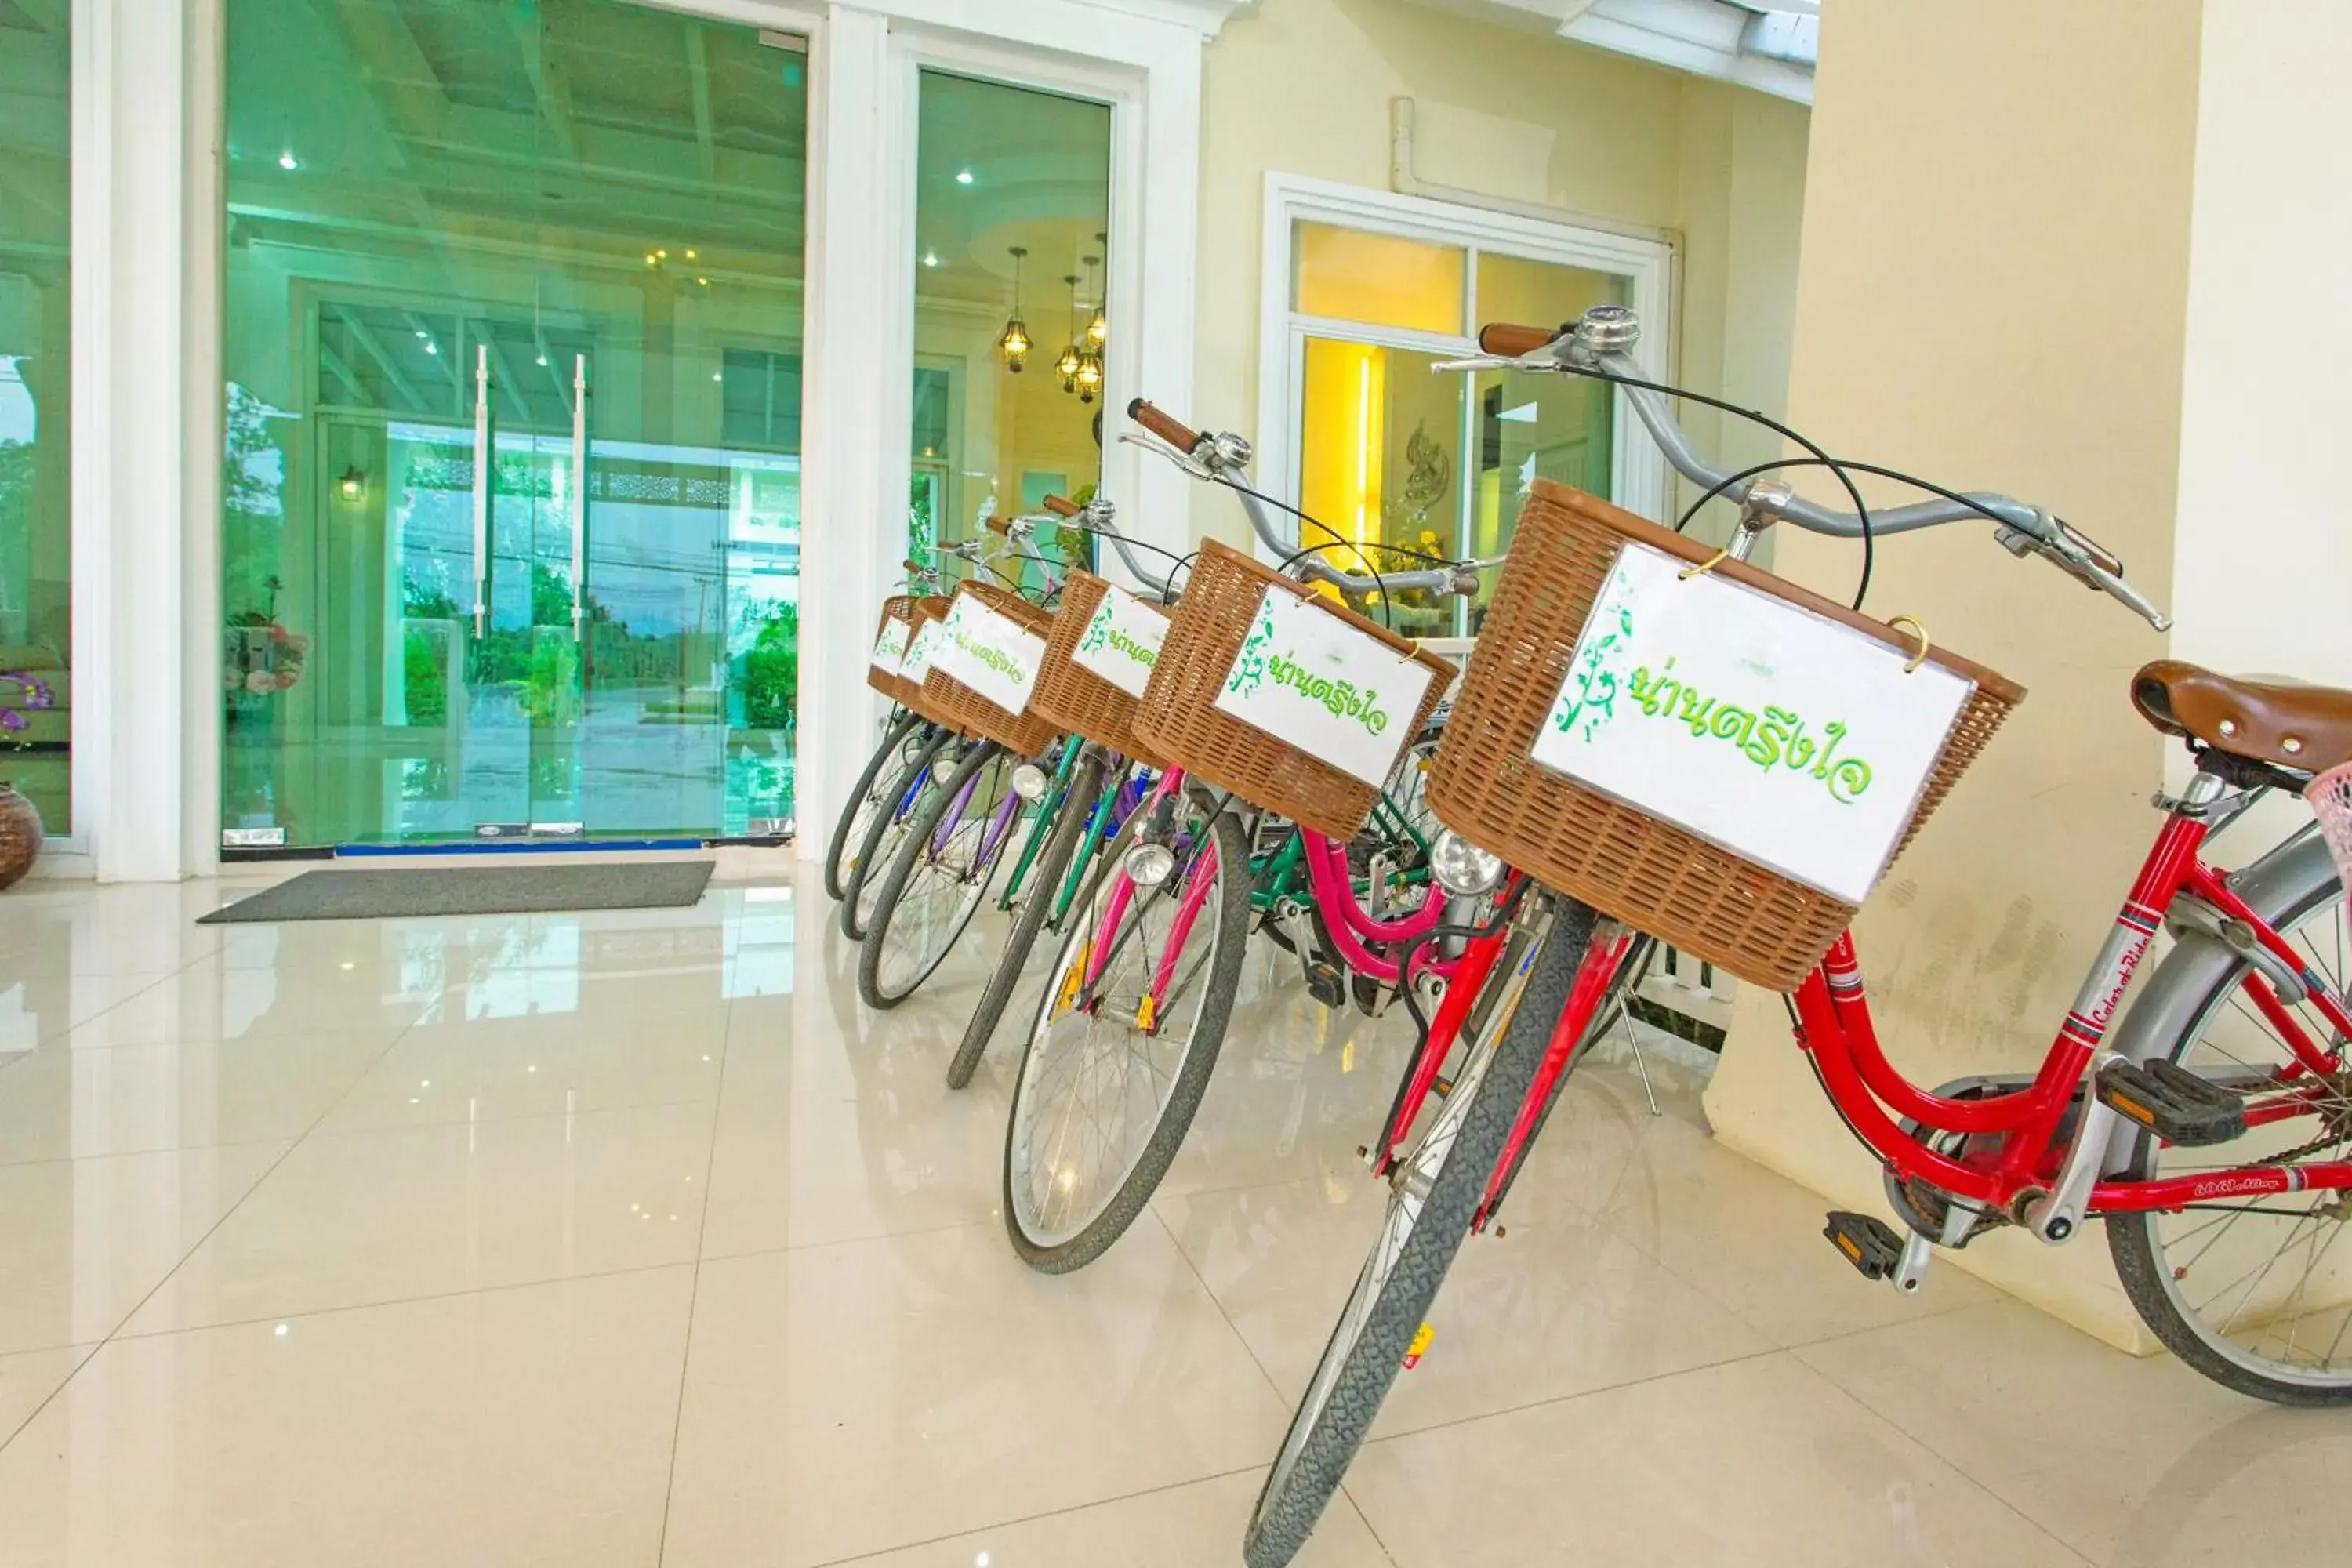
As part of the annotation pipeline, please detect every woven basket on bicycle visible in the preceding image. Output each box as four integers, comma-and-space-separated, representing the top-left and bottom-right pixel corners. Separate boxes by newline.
920, 579, 1065, 758
1428, 481, 2025, 992
1029, 571, 1174, 768
878, 596, 954, 721
866, 595, 922, 706
1131, 538, 1455, 840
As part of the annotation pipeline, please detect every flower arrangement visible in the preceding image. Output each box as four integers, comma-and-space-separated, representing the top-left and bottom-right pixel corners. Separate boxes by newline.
225, 575, 310, 695
1, 669, 53, 746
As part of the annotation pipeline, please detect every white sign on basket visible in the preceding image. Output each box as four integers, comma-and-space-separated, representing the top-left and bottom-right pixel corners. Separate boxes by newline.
928, 593, 1048, 715
1070, 585, 1168, 699
869, 619, 911, 678
1528, 542, 1973, 906
1213, 586, 1439, 789
900, 617, 947, 687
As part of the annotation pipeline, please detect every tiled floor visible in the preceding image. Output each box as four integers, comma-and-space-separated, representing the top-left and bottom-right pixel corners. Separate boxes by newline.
1, 863, 2347, 1566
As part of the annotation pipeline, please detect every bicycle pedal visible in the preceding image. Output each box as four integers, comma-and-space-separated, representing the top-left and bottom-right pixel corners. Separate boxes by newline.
1823, 1211, 1906, 1282
2096, 1058, 2246, 1147
1303, 961, 1348, 1011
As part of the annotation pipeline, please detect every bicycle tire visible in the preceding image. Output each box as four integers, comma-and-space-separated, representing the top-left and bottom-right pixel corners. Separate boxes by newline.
825, 710, 924, 902
1243, 895, 1599, 1568
858, 740, 1013, 1010
949, 750, 1109, 1091
839, 728, 954, 941
2107, 850, 2352, 1404
1002, 786, 1252, 1273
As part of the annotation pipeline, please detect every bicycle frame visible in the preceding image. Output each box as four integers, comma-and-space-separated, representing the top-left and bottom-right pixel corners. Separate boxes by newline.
1789, 801, 2352, 1224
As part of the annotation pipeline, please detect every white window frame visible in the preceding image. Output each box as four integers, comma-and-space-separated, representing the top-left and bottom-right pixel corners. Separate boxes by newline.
1255, 175, 1676, 590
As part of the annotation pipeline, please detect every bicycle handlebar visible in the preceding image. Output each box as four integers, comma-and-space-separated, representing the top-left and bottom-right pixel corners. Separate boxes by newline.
1465, 314, 2170, 631
1121, 404, 1492, 599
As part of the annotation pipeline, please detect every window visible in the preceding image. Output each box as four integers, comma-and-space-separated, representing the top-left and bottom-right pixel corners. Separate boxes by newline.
0, 5, 71, 833
1264, 180, 1670, 637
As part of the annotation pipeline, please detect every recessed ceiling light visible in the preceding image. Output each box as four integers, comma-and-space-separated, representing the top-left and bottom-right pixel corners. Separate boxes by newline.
278, 150, 298, 171
921, 249, 940, 268
954, 168, 974, 186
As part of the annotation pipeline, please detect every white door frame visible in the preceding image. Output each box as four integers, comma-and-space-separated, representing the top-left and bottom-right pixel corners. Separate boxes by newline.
1254, 172, 1677, 564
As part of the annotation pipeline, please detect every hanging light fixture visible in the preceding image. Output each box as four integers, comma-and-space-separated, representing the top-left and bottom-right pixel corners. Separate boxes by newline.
1075, 345, 1103, 404
1083, 242, 1108, 350
996, 245, 1031, 372
1054, 274, 1083, 393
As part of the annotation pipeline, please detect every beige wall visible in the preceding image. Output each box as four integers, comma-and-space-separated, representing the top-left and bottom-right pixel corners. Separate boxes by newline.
1700, 1, 2204, 1350
1189, 0, 1811, 547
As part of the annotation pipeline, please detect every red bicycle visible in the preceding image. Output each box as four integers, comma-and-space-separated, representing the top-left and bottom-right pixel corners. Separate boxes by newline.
1242, 309, 2352, 1566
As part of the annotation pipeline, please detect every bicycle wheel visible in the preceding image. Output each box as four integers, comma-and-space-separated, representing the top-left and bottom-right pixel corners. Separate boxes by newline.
2108, 848, 2352, 1403
1002, 783, 1250, 1272
824, 710, 926, 902
858, 740, 1018, 1009
1243, 895, 1599, 1568
840, 728, 955, 941
948, 750, 1111, 1091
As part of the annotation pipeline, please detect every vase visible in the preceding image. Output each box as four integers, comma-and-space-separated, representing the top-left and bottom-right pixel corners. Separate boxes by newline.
0, 785, 41, 891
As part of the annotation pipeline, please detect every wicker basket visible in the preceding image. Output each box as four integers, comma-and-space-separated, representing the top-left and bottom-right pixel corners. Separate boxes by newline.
1428, 481, 2025, 992
883, 597, 955, 722
1029, 572, 1174, 767
1131, 539, 1456, 840
867, 596, 921, 706
920, 580, 1065, 757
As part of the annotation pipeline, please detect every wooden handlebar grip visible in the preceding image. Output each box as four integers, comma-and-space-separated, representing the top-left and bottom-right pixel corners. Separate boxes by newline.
985, 514, 1010, 536
1476, 322, 1560, 357
1042, 494, 1081, 517
1127, 398, 1201, 450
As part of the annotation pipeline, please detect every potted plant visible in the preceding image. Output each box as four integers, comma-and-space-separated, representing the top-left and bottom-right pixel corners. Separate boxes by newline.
0, 668, 53, 889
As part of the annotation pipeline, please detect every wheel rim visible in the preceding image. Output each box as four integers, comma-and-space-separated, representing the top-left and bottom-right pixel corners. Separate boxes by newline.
1007, 807, 1227, 1249
853, 753, 946, 929
873, 752, 1018, 999
2136, 885, 2352, 1389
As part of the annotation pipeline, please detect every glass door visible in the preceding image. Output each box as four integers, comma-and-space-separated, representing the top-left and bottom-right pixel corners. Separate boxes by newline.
220, 0, 808, 849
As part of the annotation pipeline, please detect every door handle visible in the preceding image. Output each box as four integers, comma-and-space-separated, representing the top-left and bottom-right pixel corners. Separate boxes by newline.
570, 354, 588, 636
470, 343, 492, 636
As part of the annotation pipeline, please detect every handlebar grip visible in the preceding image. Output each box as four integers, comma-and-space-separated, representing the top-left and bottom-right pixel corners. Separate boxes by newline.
1127, 398, 1202, 451
1477, 322, 1563, 358
1041, 494, 1081, 518
985, 514, 1010, 536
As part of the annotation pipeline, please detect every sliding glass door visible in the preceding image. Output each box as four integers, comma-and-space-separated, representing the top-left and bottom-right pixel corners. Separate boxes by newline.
221, 0, 807, 848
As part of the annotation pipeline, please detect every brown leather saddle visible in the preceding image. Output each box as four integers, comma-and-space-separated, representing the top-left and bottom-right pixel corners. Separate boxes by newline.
2132, 660, 2352, 775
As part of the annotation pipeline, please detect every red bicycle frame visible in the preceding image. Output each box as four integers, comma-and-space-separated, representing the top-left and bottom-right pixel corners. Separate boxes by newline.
1793, 805, 2352, 1218
1372, 798, 2352, 1235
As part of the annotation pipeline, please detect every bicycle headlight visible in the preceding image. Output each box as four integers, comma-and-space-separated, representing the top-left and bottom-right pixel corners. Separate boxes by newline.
1430, 829, 1504, 897
1123, 840, 1177, 887
1011, 764, 1050, 802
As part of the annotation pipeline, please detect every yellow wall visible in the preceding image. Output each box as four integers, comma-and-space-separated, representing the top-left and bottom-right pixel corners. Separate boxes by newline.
1191, 0, 1813, 548
1698, 0, 2204, 1349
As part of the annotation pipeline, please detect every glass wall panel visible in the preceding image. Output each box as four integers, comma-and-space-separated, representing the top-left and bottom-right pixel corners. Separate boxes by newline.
0, 6, 71, 832
221, 0, 808, 848
910, 72, 1110, 594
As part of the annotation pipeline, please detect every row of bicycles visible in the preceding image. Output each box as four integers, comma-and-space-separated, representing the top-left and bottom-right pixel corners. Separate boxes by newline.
824, 305, 2352, 1566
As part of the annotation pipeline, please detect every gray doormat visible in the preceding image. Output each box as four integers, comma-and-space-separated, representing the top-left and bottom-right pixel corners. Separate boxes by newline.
198, 862, 717, 924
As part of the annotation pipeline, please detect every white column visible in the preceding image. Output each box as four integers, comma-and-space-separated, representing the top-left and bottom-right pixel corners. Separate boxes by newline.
794, 2, 898, 857
74, 0, 206, 882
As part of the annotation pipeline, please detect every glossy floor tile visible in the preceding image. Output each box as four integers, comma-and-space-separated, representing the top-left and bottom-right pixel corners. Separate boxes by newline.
0, 1269, 695, 1568
0, 862, 2345, 1568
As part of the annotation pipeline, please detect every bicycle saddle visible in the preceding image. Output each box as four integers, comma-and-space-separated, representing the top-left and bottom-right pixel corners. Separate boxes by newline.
2131, 659, 2352, 774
